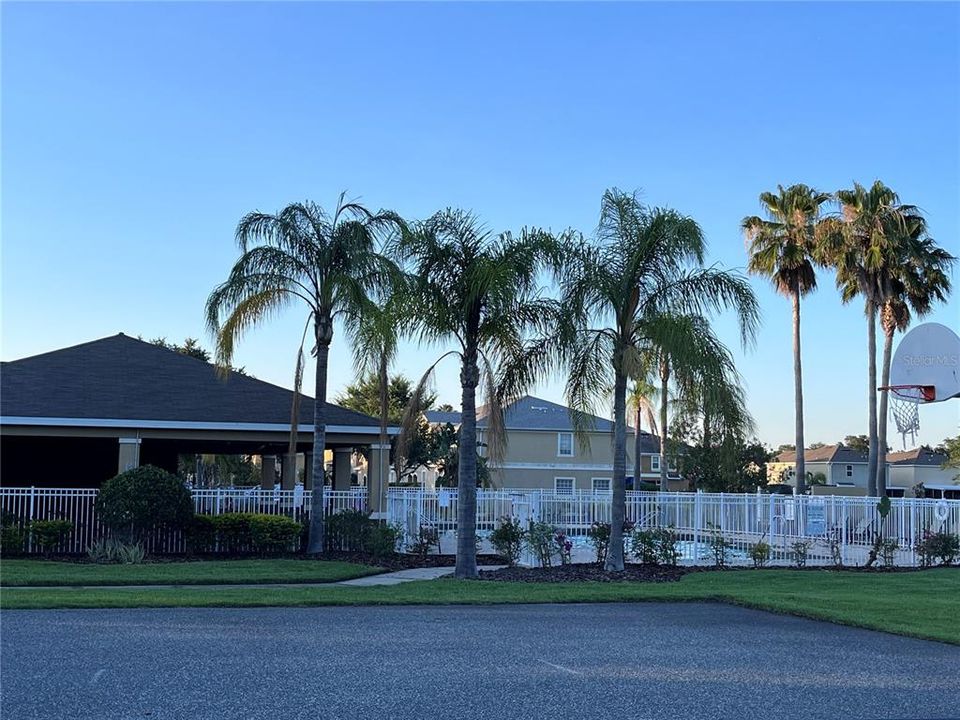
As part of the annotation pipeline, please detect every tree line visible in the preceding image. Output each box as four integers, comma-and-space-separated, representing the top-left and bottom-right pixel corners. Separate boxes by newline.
204, 184, 953, 576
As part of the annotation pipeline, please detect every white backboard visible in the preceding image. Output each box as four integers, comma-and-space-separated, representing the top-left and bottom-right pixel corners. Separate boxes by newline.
889, 322, 960, 403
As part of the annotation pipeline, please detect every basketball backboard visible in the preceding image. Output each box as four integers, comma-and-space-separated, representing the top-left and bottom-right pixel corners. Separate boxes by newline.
887, 322, 960, 403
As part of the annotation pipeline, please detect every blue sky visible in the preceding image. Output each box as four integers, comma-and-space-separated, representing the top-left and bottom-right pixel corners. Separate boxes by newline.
2, 1, 958, 448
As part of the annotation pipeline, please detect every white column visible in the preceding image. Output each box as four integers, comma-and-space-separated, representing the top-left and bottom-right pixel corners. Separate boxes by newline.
117, 437, 141, 474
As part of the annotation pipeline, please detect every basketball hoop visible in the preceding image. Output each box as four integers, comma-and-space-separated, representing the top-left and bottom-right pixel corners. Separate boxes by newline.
878, 385, 934, 448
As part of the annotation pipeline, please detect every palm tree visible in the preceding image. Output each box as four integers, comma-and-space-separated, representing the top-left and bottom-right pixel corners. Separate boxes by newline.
205, 196, 403, 552
506, 189, 759, 571
393, 210, 551, 579
648, 313, 755, 490
628, 378, 658, 487
825, 182, 946, 495
743, 184, 831, 493
872, 225, 953, 488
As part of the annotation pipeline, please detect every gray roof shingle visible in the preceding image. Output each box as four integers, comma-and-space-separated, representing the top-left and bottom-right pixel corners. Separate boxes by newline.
0, 334, 378, 427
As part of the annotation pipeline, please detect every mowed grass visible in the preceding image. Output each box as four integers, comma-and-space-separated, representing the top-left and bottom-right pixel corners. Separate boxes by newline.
0, 559, 383, 587
2, 567, 957, 644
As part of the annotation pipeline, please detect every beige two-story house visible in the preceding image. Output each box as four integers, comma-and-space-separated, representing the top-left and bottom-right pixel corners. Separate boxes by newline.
462, 395, 680, 492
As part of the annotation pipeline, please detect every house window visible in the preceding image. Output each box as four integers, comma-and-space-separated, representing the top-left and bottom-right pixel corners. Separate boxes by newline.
846, 465, 853, 478
591, 478, 611, 493
555, 477, 575, 494
557, 432, 574, 457
650, 454, 661, 472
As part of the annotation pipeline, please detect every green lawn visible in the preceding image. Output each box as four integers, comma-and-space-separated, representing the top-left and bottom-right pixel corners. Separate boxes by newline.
0, 559, 382, 587
1, 567, 956, 644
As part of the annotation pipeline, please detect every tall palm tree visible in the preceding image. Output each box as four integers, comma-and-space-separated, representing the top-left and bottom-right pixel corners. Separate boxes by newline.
628, 378, 658, 487
873, 227, 953, 487
505, 189, 759, 571
743, 184, 831, 493
393, 210, 551, 579
646, 313, 754, 491
205, 196, 403, 552
826, 182, 943, 495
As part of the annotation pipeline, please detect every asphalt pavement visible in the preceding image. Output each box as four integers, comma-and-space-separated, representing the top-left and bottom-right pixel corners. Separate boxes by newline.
2, 603, 958, 720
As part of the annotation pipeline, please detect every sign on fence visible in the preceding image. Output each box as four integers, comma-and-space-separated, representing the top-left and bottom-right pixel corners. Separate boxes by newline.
805, 500, 826, 536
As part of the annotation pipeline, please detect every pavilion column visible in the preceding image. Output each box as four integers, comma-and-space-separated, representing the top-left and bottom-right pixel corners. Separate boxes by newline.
281, 452, 298, 490
261, 455, 277, 490
117, 437, 141, 474
332, 448, 353, 491
367, 443, 390, 519
303, 453, 313, 491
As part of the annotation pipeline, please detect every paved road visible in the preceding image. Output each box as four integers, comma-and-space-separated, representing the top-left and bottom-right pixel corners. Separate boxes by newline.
2, 604, 958, 719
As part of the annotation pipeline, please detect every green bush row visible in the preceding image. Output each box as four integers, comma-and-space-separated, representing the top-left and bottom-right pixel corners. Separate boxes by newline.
187, 513, 302, 555
0, 519, 74, 556
324, 509, 402, 559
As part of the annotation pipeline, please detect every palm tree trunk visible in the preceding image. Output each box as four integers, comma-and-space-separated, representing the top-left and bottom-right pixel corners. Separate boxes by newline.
875, 324, 894, 497
606, 367, 628, 572
455, 348, 480, 579
866, 303, 879, 497
659, 359, 669, 492
792, 289, 806, 494
632, 407, 643, 489
306, 332, 331, 554
376, 354, 389, 513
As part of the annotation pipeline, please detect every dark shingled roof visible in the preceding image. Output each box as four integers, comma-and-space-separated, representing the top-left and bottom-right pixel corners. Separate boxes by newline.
0, 334, 378, 427
887, 448, 949, 467
775, 444, 869, 465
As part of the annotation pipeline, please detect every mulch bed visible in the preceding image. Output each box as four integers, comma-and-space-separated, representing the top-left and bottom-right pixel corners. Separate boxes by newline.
477, 563, 695, 583
320, 551, 506, 570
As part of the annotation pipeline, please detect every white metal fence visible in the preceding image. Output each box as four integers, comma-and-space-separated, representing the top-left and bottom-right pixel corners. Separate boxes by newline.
2, 485, 958, 566
386, 488, 960, 567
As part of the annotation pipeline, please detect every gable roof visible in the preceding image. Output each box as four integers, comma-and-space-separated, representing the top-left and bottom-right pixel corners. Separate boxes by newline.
774, 444, 869, 465
424, 410, 463, 425
0, 334, 378, 428
478, 395, 615, 432
887, 448, 949, 467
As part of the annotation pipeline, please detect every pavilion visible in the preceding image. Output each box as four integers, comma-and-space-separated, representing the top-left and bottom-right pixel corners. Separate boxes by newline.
0, 334, 394, 512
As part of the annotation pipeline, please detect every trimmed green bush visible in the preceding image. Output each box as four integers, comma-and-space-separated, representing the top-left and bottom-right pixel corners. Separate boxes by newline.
248, 515, 301, 554
97, 465, 194, 542
211, 513, 254, 552
185, 515, 217, 554
325, 509, 372, 552
0, 524, 25, 556
365, 523, 402, 560
29, 520, 73, 556
489, 516, 525, 566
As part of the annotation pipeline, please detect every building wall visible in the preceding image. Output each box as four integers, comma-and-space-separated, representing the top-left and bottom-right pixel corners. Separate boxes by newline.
889, 464, 958, 489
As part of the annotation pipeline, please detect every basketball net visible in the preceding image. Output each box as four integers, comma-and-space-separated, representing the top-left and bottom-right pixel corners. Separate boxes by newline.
886, 386, 924, 449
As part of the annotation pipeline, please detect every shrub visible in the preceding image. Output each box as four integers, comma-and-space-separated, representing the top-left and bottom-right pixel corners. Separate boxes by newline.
791, 540, 812, 568
0, 515, 24, 556
749, 541, 771, 568
97, 465, 194, 542
587, 522, 610, 565
878, 538, 898, 568
526, 521, 555, 568
653, 527, 681, 566
489, 516, 525, 566
87, 537, 146, 564
249, 515, 301, 554
554, 531, 572, 565
630, 530, 658, 564
366, 523, 402, 560
212, 513, 254, 552
185, 515, 217, 554
410, 525, 438, 558
29, 520, 73, 556
325, 508, 373, 552
917, 530, 959, 567
706, 523, 731, 568
116, 541, 146, 564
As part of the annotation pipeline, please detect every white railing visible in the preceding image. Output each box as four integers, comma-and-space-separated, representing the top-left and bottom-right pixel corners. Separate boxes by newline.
0, 486, 369, 555
3, 485, 958, 566
385, 488, 960, 567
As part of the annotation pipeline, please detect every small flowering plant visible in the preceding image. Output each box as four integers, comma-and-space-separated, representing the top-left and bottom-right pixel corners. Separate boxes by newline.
554, 531, 573, 565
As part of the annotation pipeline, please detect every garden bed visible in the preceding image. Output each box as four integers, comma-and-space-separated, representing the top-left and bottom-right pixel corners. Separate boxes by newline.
477, 563, 694, 583
321, 551, 506, 570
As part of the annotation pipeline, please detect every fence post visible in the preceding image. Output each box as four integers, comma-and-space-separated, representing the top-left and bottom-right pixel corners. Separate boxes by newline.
768, 491, 776, 554
693, 491, 701, 556
27, 486, 36, 553
841, 496, 848, 566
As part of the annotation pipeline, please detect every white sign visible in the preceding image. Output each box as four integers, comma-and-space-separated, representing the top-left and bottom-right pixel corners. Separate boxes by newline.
438, 490, 451, 508
806, 501, 826, 536
783, 498, 795, 521
935, 501, 950, 522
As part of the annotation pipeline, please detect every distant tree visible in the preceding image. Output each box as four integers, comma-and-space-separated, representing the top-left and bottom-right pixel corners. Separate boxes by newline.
336, 374, 435, 425
939, 436, 960, 481
677, 436, 771, 493
147, 336, 247, 374
776, 443, 796, 454
844, 435, 870, 452
808, 442, 827, 450
436, 403, 455, 413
